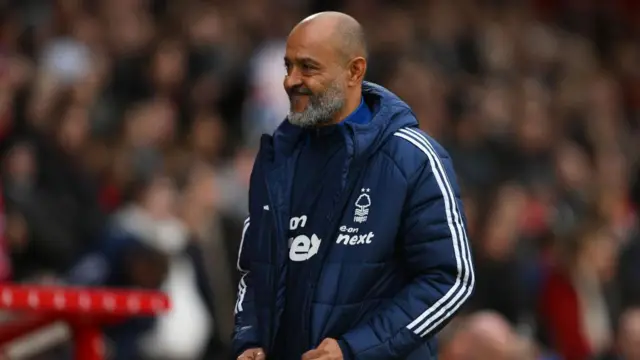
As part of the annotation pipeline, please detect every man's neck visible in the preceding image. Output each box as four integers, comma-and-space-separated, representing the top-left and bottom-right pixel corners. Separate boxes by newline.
330, 91, 362, 125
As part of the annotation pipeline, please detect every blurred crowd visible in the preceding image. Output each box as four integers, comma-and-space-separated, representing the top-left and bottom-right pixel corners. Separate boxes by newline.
1, 0, 640, 359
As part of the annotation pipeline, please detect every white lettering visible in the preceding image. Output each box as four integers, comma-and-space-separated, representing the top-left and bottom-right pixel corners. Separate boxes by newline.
366, 233, 374, 243
338, 225, 359, 233
336, 234, 351, 245
289, 216, 308, 231
335, 231, 375, 246
289, 234, 321, 261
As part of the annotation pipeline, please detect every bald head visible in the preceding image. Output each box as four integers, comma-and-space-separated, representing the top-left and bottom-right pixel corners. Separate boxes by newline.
619, 308, 640, 359
292, 12, 367, 62
445, 312, 525, 360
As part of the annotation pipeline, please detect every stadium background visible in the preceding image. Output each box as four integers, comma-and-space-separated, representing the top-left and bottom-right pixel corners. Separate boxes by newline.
1, 0, 640, 359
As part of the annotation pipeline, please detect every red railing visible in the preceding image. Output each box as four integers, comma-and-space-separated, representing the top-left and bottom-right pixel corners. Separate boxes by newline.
0, 284, 171, 359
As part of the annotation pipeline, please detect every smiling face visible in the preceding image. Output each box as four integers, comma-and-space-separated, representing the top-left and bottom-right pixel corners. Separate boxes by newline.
283, 22, 349, 128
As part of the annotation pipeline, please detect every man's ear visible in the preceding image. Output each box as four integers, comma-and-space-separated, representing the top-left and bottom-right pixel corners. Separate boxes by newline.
347, 57, 367, 86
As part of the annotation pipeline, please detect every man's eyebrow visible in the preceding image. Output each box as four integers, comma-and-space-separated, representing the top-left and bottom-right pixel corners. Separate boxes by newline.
284, 56, 322, 66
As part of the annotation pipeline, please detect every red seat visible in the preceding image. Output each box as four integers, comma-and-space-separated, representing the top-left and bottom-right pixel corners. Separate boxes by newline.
0, 284, 171, 359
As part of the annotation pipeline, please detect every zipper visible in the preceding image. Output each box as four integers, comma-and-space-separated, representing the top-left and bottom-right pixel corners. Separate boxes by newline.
304, 161, 364, 346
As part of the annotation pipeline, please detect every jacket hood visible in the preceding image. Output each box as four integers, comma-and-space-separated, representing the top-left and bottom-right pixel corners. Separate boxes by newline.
268, 81, 417, 162
352, 81, 417, 160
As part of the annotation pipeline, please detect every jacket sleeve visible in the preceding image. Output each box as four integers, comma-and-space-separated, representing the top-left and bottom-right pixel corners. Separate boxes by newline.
338, 151, 475, 360
231, 158, 264, 356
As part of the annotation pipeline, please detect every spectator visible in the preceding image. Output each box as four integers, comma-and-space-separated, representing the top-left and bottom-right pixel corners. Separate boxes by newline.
617, 308, 640, 360
440, 311, 536, 360
538, 218, 618, 360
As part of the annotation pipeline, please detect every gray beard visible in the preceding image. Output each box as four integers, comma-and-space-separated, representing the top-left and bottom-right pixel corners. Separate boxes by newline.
287, 82, 345, 128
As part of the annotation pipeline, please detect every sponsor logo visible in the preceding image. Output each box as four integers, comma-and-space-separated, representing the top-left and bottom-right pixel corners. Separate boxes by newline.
289, 234, 322, 261
288, 215, 320, 262
336, 225, 374, 246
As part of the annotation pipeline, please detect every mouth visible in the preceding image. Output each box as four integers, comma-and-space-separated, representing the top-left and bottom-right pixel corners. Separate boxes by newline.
288, 86, 313, 97
289, 93, 304, 101
289, 93, 310, 107
290, 91, 311, 100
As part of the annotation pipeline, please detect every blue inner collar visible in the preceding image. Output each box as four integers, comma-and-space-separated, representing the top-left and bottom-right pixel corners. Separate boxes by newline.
304, 96, 372, 139
341, 97, 371, 125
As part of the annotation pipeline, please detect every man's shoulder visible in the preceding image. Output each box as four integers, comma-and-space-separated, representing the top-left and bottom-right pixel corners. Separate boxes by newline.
380, 126, 452, 178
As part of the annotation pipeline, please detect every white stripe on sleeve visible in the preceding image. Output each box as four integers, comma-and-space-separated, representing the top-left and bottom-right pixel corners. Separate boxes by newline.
393, 128, 475, 337
234, 216, 251, 314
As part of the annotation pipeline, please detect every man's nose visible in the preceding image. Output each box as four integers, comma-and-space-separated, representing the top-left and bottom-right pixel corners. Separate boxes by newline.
284, 70, 303, 90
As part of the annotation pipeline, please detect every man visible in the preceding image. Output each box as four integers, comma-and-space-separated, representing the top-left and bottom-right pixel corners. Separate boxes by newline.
233, 12, 474, 360
440, 312, 533, 360
617, 308, 640, 360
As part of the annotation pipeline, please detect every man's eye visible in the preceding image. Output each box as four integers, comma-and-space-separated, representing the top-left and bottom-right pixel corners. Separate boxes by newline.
302, 64, 315, 71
